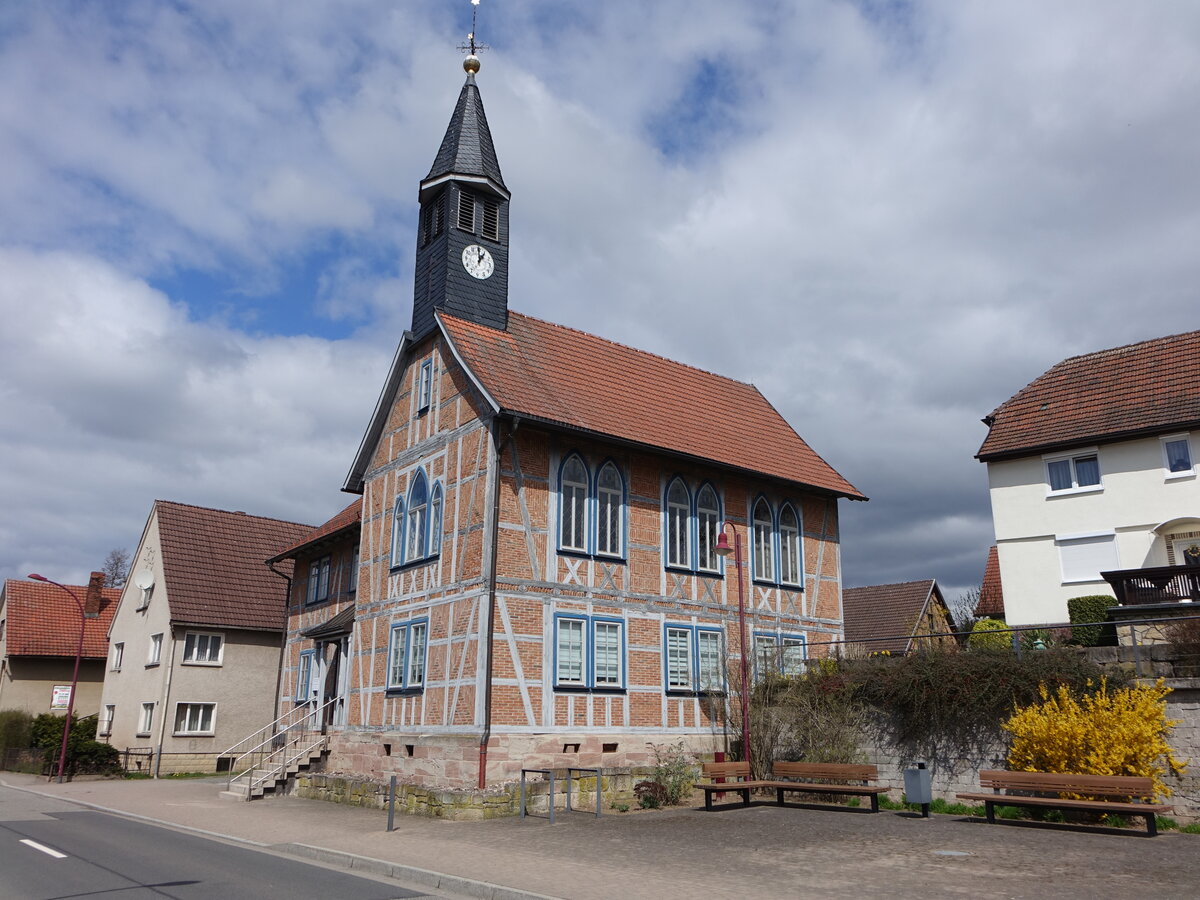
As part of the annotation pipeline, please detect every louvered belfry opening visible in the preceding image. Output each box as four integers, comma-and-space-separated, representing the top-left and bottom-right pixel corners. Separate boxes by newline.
457, 191, 475, 232
482, 199, 499, 241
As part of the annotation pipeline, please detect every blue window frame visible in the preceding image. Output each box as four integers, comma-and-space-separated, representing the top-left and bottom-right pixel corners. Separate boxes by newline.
752, 497, 775, 584
392, 470, 443, 569
754, 630, 807, 677
553, 613, 626, 691
664, 477, 692, 570
418, 359, 433, 412
296, 650, 315, 702
749, 497, 804, 588
664, 478, 725, 575
778, 503, 802, 587
387, 619, 428, 692
390, 497, 404, 568
557, 453, 627, 559
664, 624, 725, 693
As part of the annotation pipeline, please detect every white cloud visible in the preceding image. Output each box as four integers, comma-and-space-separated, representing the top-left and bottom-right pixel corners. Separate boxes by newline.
2, 0, 1200, 599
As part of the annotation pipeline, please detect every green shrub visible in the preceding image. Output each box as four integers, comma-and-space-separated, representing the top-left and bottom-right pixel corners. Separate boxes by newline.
1067, 595, 1114, 646
27, 713, 114, 775
1180, 822, 1200, 834
968, 619, 1011, 651
634, 780, 666, 809
0, 709, 34, 756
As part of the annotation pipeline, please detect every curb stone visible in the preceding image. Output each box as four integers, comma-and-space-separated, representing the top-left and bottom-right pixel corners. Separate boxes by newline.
0, 778, 557, 900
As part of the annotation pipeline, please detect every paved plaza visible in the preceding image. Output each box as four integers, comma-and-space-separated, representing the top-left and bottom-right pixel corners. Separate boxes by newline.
3, 773, 1198, 899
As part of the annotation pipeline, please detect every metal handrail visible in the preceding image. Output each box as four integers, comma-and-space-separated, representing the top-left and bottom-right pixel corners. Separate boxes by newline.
218, 695, 335, 760
225, 696, 337, 792
246, 733, 329, 793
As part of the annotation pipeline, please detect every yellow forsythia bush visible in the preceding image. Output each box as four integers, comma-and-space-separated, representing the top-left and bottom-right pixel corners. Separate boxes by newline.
1003, 679, 1185, 799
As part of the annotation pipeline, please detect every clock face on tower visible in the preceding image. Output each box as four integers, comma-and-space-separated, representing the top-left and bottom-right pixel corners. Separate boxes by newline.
462, 244, 494, 280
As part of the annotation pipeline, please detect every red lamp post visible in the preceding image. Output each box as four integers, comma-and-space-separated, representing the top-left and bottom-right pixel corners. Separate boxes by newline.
28, 573, 95, 784
713, 526, 751, 775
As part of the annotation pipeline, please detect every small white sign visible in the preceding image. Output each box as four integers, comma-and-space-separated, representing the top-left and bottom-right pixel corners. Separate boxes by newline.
50, 685, 72, 710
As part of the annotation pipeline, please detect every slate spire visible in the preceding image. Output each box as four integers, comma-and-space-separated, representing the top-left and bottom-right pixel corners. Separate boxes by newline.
410, 62, 511, 341
424, 73, 506, 192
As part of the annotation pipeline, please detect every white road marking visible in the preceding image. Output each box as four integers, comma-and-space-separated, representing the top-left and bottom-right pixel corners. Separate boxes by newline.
20, 839, 67, 859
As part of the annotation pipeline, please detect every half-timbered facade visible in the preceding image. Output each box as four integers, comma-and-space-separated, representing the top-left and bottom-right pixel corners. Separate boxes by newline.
282, 59, 864, 790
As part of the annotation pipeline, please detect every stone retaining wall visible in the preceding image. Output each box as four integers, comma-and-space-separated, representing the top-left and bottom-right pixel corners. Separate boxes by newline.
291, 768, 639, 821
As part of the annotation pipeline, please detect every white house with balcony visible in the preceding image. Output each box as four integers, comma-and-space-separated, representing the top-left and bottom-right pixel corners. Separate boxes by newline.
977, 330, 1200, 626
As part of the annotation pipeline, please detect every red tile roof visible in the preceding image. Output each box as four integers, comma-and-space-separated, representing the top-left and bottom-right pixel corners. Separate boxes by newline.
2, 579, 120, 658
155, 501, 313, 631
978, 330, 1200, 460
439, 311, 864, 499
842, 580, 941, 654
976, 546, 1006, 619
269, 499, 362, 562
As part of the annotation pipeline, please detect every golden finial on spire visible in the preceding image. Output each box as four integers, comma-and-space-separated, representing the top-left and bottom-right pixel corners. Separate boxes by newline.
459, 0, 487, 74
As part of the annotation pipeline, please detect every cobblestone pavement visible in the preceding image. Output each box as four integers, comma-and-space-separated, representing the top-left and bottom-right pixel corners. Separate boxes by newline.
4, 774, 1199, 899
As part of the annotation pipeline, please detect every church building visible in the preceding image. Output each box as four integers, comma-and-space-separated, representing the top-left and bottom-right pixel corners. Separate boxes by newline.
282, 54, 864, 790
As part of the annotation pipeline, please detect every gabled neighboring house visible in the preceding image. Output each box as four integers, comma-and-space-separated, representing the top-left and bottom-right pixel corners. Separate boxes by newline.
293, 59, 865, 792
842, 580, 955, 655
0, 574, 119, 717
270, 500, 361, 728
978, 330, 1200, 626
975, 546, 1006, 621
97, 500, 311, 774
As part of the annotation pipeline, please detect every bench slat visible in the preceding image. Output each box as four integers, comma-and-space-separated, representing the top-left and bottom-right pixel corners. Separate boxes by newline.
977, 769, 1156, 800
771, 762, 879, 782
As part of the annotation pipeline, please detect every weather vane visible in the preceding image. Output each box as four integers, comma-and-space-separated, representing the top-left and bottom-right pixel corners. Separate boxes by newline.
458, 0, 488, 74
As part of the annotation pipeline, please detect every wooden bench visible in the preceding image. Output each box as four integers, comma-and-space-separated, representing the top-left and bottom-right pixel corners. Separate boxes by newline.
767, 762, 889, 812
956, 770, 1171, 836
694, 761, 774, 810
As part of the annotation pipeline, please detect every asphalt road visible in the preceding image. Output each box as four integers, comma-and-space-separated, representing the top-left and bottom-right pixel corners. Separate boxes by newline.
0, 783, 435, 900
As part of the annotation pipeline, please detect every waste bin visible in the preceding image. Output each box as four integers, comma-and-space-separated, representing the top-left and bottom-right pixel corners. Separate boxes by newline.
903, 761, 932, 817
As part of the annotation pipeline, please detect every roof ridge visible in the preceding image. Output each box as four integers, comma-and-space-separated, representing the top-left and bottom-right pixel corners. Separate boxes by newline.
154, 499, 313, 530
1056, 328, 1200, 366
845, 579, 936, 591
504, 310, 757, 390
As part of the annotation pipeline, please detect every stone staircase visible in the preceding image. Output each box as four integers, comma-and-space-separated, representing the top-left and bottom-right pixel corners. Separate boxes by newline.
218, 697, 336, 802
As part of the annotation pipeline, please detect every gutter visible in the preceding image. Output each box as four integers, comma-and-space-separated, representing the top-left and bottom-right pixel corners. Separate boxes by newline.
153, 625, 179, 778
267, 561, 295, 728
478, 415, 508, 789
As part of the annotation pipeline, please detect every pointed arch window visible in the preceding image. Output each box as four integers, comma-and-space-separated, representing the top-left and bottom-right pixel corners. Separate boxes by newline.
753, 499, 775, 582
559, 456, 589, 552
666, 478, 691, 569
429, 483, 444, 557
696, 484, 721, 573
596, 462, 624, 557
779, 503, 802, 586
390, 497, 405, 568
405, 471, 429, 562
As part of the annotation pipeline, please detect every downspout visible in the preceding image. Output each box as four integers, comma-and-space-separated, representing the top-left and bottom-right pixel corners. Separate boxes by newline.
267, 561, 295, 722
153, 624, 179, 778
478, 415, 509, 789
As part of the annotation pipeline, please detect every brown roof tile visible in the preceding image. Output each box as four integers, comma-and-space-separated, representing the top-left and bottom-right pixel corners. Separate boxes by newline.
440, 311, 864, 499
976, 546, 1006, 619
269, 499, 362, 562
2, 579, 120, 658
842, 580, 940, 654
155, 501, 313, 632
978, 330, 1200, 460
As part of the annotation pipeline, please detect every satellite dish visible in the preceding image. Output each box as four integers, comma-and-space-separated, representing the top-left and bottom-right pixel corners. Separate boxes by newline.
132, 571, 154, 591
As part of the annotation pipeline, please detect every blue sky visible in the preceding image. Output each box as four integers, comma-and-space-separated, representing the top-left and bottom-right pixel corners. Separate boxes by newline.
3, 1, 1200, 617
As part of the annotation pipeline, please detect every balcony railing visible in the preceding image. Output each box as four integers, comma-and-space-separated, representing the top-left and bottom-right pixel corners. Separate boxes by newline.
1102, 565, 1200, 606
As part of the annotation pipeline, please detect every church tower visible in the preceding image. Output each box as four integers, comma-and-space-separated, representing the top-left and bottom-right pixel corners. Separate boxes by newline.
410, 55, 510, 340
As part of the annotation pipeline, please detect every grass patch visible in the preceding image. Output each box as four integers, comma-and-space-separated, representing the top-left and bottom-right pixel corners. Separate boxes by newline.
164, 771, 217, 779
1156, 816, 1179, 832
1180, 822, 1200, 834
124, 772, 152, 780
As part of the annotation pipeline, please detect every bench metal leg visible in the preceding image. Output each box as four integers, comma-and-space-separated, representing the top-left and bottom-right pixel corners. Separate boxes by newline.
1146, 813, 1158, 837
777, 788, 785, 805
741, 787, 751, 807
870, 793, 879, 813
705, 791, 713, 812
985, 801, 995, 824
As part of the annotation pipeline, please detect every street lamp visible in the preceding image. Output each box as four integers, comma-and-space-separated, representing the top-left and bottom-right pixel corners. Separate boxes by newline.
713, 526, 752, 775
28, 573, 96, 784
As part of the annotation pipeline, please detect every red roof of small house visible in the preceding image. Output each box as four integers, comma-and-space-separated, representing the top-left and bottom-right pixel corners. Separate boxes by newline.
268, 499, 362, 563
842, 579, 944, 654
2, 579, 120, 658
978, 330, 1200, 460
154, 501, 313, 631
976, 545, 1006, 619
439, 311, 865, 499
